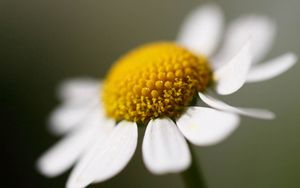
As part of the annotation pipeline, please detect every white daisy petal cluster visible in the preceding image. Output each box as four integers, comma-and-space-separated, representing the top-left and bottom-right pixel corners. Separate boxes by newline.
37, 3, 297, 188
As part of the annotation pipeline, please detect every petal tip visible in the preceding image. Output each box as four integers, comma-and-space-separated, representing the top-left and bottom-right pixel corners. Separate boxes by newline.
177, 2, 223, 56
261, 111, 276, 120
177, 107, 240, 146
142, 118, 191, 175
215, 40, 252, 95
288, 53, 298, 64
246, 52, 297, 83
36, 157, 57, 178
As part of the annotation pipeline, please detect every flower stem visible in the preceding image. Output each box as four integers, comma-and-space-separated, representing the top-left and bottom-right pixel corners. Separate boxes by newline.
180, 142, 207, 188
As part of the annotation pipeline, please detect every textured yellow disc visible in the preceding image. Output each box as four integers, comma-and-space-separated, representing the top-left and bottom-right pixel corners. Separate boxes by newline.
102, 42, 212, 122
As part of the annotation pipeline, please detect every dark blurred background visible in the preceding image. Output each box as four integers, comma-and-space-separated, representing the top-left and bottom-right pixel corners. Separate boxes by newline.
1, 0, 300, 187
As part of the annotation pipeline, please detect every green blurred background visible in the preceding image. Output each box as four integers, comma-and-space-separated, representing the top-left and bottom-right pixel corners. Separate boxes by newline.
1, 0, 299, 187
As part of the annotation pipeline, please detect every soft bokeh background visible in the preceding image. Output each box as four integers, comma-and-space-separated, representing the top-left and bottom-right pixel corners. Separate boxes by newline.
1, 0, 299, 187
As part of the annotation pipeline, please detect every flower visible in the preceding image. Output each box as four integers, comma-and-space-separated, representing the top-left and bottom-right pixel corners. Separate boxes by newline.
37, 3, 297, 188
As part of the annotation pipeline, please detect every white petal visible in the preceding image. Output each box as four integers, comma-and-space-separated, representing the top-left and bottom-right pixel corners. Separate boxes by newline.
142, 118, 191, 174
58, 78, 100, 104
67, 121, 138, 188
199, 92, 275, 119
177, 3, 223, 57
48, 99, 100, 135
37, 113, 114, 177
177, 107, 240, 146
214, 40, 252, 95
213, 15, 276, 67
246, 53, 297, 83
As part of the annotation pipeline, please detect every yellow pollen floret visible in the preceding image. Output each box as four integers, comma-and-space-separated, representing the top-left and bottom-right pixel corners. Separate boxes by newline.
102, 42, 212, 123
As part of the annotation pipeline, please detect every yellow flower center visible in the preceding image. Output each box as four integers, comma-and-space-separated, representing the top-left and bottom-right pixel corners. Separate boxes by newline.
102, 42, 212, 123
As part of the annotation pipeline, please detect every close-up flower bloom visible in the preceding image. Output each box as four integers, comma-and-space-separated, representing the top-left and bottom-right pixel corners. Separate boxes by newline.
37, 3, 297, 188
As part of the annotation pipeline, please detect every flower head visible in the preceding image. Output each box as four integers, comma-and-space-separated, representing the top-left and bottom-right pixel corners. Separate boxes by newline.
37, 3, 297, 188
103, 42, 212, 122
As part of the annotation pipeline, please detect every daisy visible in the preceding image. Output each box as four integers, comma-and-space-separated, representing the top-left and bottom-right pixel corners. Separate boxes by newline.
37, 3, 297, 188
